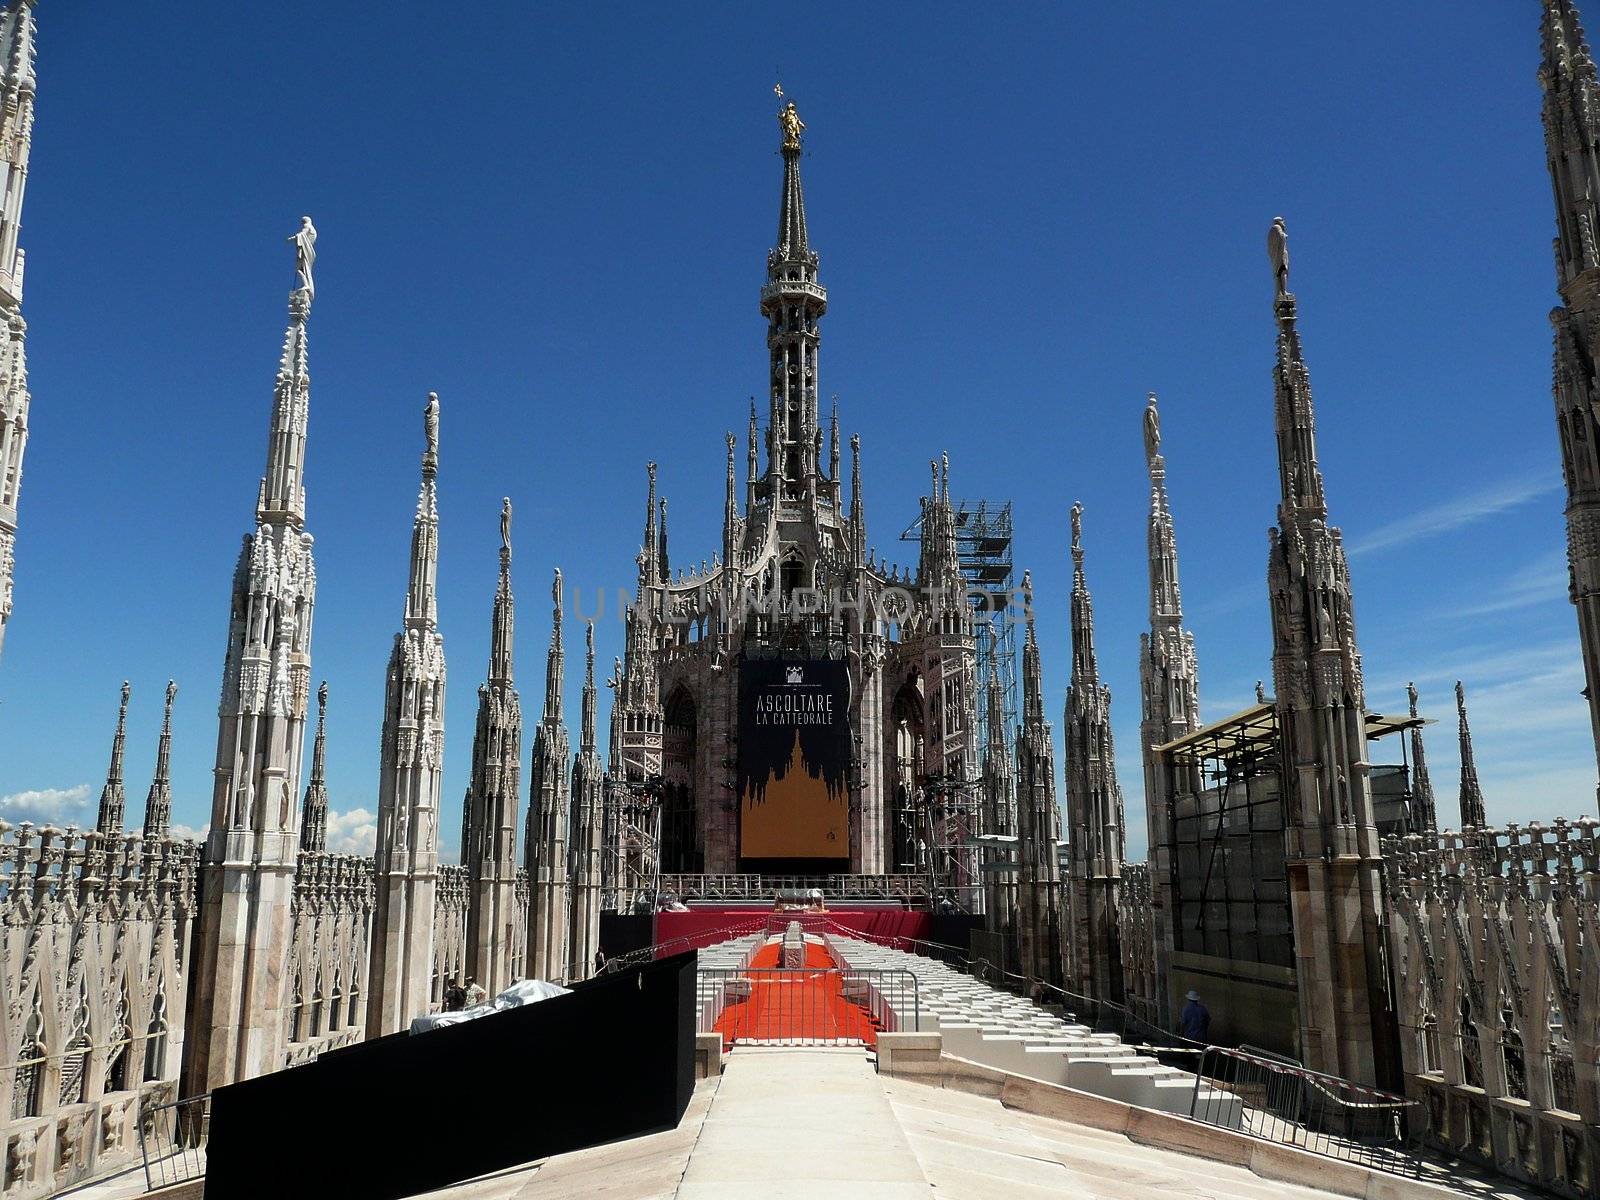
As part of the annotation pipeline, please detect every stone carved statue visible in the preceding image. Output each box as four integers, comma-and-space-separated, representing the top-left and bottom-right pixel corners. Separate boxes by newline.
290, 216, 317, 298
500, 497, 512, 556
1268, 217, 1290, 295
779, 101, 805, 149
1071, 501, 1083, 550
1143, 393, 1161, 463
423, 392, 440, 458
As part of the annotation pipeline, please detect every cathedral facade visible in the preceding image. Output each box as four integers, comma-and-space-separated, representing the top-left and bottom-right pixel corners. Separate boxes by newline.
606, 102, 981, 892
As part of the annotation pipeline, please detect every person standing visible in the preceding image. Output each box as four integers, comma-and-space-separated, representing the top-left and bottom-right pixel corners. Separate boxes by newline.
594, 947, 608, 975
1178, 989, 1211, 1041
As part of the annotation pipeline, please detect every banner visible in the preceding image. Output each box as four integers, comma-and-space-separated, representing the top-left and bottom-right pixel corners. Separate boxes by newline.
738, 658, 850, 861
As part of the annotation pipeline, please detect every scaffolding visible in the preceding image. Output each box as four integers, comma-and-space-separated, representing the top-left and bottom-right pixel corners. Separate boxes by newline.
901, 497, 1018, 766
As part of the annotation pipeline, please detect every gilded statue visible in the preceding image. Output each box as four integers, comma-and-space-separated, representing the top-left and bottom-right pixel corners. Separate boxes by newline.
779, 101, 805, 149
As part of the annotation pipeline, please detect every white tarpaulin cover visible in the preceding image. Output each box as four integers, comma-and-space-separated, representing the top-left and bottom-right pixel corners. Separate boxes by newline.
409, 978, 571, 1034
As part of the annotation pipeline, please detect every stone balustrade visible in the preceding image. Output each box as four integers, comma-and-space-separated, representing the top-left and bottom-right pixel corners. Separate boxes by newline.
1382, 819, 1600, 1195
0, 822, 197, 1199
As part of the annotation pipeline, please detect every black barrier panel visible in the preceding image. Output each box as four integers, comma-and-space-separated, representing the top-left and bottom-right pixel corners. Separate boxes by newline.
205, 951, 697, 1200
929, 912, 983, 954
599, 910, 653, 960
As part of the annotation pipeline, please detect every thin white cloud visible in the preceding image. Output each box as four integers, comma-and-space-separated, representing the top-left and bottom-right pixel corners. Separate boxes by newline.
0, 784, 93, 825
325, 807, 377, 855
1348, 475, 1559, 557
168, 822, 210, 842
1445, 548, 1567, 619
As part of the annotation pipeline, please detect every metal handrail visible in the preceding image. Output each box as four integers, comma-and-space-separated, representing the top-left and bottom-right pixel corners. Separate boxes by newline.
697, 966, 920, 1045
138, 1091, 210, 1191
1190, 1045, 1424, 1178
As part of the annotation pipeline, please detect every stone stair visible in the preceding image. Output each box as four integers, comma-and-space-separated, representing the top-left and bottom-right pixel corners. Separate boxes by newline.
824, 934, 1244, 1127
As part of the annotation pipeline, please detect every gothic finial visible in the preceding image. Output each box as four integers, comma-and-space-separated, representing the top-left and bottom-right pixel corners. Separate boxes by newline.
1143, 392, 1161, 465
500, 497, 512, 559
1256, 680, 1267, 704
98, 681, 132, 835
1269, 216, 1290, 296
143, 680, 178, 840
1071, 501, 1084, 565
317, 679, 328, 717
423, 391, 440, 464
289, 215, 317, 299
941, 451, 950, 501
1407, 681, 1419, 719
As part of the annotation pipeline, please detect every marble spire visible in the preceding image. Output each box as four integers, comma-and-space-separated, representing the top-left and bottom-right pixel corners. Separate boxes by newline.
1406, 683, 1438, 835
142, 680, 177, 841
184, 220, 319, 1095
300, 681, 329, 853
368, 394, 447, 1037
1455, 680, 1487, 829
1137, 392, 1200, 1027
95, 680, 131, 835
567, 622, 605, 980
980, 633, 1016, 939
1539, 0, 1600, 800
1063, 503, 1125, 1004
1264, 218, 1397, 1086
526, 567, 571, 981
464, 499, 522, 995
0, 1, 38, 666
1014, 569, 1064, 988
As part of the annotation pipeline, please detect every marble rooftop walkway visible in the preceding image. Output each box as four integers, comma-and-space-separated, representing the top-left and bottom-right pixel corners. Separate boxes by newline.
407, 1047, 1480, 1200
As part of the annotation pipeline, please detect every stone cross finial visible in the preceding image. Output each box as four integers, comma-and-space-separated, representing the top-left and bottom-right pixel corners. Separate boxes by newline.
1269, 217, 1290, 296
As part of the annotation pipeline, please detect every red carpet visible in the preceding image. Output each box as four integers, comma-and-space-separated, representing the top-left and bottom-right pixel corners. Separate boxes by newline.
712, 941, 881, 1049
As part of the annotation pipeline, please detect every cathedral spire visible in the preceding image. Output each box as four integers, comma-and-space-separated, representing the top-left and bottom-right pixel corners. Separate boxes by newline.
300, 681, 329, 852
406, 393, 441, 631
850, 433, 864, 563
1069, 502, 1099, 687
544, 568, 564, 723
0, 0, 39, 666
1263, 218, 1396, 1086
463, 502, 522, 995
776, 99, 810, 256
1542, 0, 1600, 290
1540, 0, 1600, 798
1064, 502, 1125, 1002
257, 218, 317, 530
1021, 570, 1043, 729
96, 680, 130, 835
1268, 217, 1328, 524
143, 679, 177, 840
581, 621, 597, 753
1456, 680, 1487, 829
723, 433, 737, 566
1406, 682, 1438, 835
761, 97, 827, 503
658, 497, 670, 581
639, 461, 658, 587
490, 498, 514, 686
746, 402, 759, 513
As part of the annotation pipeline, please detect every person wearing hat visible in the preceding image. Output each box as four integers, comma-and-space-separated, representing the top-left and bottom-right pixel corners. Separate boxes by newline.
1178, 989, 1211, 1041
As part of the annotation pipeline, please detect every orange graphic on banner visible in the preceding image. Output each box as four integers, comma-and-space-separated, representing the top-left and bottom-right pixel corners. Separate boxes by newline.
741, 730, 846, 859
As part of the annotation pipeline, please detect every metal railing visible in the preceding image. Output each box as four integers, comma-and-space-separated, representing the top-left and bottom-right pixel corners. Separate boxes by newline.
1190, 1046, 1424, 1177
657, 874, 931, 902
139, 1092, 210, 1191
699, 967, 919, 1047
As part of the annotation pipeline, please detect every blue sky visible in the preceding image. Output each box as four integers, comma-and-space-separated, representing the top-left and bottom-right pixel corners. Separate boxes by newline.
0, 2, 1587, 858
